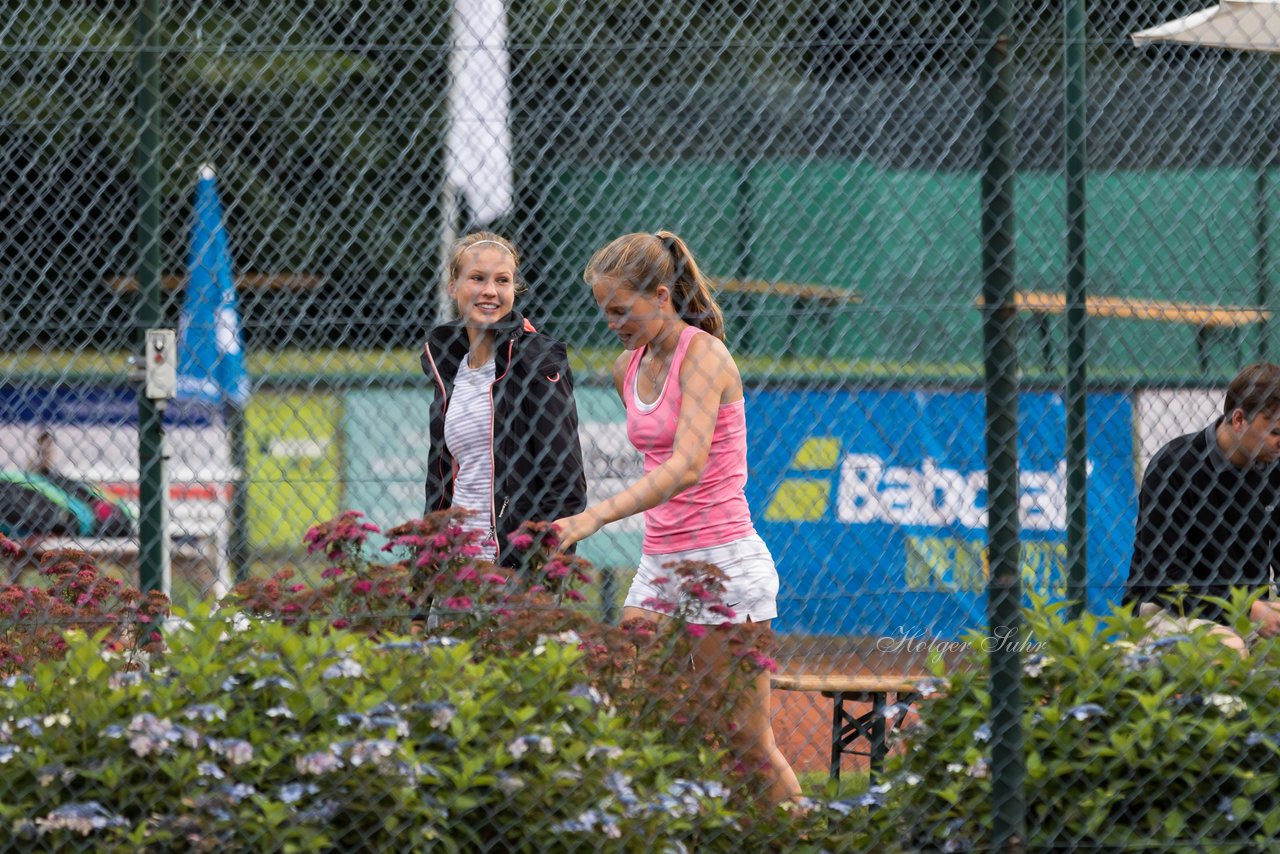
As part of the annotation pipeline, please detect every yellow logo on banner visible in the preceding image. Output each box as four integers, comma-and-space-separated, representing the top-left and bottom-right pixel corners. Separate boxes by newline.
764, 437, 840, 521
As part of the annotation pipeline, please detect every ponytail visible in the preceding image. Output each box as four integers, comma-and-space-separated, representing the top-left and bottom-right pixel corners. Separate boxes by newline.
655, 231, 724, 341
583, 231, 725, 341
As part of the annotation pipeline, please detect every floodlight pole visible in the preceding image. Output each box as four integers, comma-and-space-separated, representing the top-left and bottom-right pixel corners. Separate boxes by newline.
134, 0, 165, 595
979, 0, 1026, 848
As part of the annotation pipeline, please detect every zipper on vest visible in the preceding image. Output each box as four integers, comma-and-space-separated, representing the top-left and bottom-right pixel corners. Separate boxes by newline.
486, 497, 508, 544
485, 339, 515, 548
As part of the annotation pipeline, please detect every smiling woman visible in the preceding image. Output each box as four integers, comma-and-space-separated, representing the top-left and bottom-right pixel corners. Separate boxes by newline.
419, 232, 587, 572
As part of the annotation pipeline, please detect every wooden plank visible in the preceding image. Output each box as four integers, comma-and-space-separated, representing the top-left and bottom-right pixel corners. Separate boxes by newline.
979, 291, 1270, 327
713, 277, 862, 303
771, 673, 925, 695
106, 273, 326, 292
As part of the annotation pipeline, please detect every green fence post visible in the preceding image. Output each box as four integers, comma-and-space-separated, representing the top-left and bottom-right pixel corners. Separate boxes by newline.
1065, 0, 1089, 619
1255, 56, 1272, 363
980, 0, 1026, 848
134, 0, 165, 596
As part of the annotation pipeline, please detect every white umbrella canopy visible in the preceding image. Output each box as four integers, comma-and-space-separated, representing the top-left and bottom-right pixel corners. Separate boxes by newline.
1133, 0, 1280, 51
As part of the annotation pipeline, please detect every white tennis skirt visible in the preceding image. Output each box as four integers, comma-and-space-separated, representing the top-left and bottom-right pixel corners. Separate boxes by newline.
624, 532, 779, 625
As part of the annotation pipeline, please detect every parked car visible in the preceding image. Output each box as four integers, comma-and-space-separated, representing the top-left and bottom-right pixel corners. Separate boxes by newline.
0, 470, 136, 540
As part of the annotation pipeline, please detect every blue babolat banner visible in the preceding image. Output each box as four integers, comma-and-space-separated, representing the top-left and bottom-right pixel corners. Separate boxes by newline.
746, 389, 1136, 639
0, 384, 220, 428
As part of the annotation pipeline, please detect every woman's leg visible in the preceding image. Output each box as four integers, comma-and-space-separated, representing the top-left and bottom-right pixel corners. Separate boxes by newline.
621, 607, 801, 805
690, 621, 802, 806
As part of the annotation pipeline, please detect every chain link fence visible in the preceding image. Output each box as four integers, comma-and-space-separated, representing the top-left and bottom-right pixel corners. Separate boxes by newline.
4, 0, 1280, 849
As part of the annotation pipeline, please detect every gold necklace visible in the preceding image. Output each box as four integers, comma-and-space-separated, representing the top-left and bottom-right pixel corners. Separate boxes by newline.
643, 352, 666, 388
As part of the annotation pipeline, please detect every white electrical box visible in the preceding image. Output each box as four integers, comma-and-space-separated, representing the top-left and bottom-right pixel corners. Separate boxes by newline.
145, 328, 178, 400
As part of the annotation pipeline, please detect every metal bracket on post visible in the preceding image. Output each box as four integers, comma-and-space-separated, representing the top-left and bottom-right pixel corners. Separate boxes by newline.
144, 328, 178, 404
134, 328, 176, 596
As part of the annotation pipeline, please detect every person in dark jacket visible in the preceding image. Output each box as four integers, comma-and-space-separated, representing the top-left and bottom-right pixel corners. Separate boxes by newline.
1124, 362, 1280, 654
422, 231, 587, 568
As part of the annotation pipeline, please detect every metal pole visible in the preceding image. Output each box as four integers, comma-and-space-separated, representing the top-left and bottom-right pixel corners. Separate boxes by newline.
134, 0, 165, 595
600, 568, 617, 625
731, 129, 756, 353
1255, 57, 1272, 362
228, 403, 250, 584
979, 0, 1025, 848
1064, 0, 1088, 618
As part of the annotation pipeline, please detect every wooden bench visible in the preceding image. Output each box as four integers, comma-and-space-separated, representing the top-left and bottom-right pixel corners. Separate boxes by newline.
771, 673, 925, 785
713, 278, 861, 354
979, 291, 1271, 372
106, 273, 325, 292
713, 277, 863, 305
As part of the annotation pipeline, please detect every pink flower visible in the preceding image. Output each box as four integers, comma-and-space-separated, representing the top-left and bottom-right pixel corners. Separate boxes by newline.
639, 598, 676, 614
442, 596, 473, 610
482, 574, 508, 585
289, 584, 307, 593
352, 580, 373, 594
708, 604, 737, 620
321, 567, 345, 579
564, 589, 586, 602
453, 567, 479, 583
509, 534, 535, 550
686, 583, 714, 602
685, 624, 707, 638
332, 619, 350, 629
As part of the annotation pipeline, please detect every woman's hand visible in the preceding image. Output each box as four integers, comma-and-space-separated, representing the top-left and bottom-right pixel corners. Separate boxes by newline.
551, 512, 602, 549
1251, 599, 1280, 638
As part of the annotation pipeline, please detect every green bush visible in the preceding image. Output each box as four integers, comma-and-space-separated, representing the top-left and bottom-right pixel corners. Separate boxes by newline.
0, 608, 765, 850
230, 512, 781, 775
0, 518, 870, 850
851, 592, 1280, 851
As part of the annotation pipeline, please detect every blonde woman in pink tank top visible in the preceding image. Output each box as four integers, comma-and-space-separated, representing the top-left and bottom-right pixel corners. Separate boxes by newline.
554, 231, 801, 807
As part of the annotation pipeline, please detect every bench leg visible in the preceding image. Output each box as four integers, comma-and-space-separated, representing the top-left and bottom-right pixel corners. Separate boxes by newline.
830, 691, 844, 782
869, 692, 888, 785
1037, 314, 1053, 372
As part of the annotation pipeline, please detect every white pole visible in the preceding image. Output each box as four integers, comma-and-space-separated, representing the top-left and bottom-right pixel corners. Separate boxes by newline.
438, 181, 459, 324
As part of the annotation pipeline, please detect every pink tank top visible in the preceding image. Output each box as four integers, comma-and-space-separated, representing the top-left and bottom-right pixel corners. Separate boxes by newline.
625, 326, 755, 554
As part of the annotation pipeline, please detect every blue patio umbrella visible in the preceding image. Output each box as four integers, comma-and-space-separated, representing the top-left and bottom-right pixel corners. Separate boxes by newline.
177, 164, 249, 407
177, 164, 251, 590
